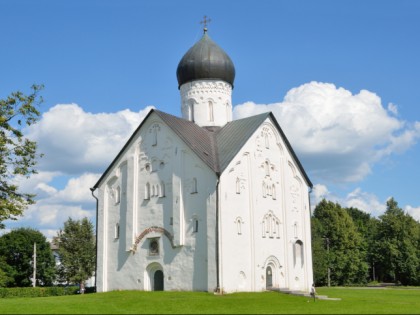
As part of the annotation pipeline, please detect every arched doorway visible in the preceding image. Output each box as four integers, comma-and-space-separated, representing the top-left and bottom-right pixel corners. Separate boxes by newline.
266, 266, 273, 288
145, 262, 164, 291
153, 270, 164, 291
263, 255, 282, 290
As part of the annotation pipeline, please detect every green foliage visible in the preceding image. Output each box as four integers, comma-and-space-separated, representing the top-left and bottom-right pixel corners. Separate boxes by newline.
0, 84, 44, 229
55, 217, 96, 290
346, 207, 379, 282
0, 256, 14, 287
0, 286, 78, 298
312, 197, 420, 286
311, 218, 328, 285
373, 198, 420, 285
0, 228, 56, 287
312, 199, 368, 286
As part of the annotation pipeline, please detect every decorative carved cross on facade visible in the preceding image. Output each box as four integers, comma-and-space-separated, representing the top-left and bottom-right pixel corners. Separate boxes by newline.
200, 15, 211, 32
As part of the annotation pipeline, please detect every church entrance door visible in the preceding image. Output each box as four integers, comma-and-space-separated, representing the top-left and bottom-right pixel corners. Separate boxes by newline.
153, 270, 164, 291
266, 266, 273, 288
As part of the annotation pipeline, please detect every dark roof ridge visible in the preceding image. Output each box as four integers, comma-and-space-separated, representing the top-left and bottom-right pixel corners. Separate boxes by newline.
93, 109, 311, 190
153, 110, 219, 172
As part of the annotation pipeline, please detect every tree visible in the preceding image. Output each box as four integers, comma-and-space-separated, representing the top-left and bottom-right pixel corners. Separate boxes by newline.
312, 199, 368, 286
311, 217, 329, 285
0, 84, 44, 229
346, 207, 379, 282
0, 256, 14, 287
373, 198, 420, 285
55, 217, 96, 292
0, 228, 56, 287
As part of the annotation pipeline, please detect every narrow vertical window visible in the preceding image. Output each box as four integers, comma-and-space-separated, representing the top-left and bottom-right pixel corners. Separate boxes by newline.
145, 183, 150, 200
193, 219, 199, 232
236, 217, 243, 235
271, 217, 276, 237
272, 184, 276, 200
236, 177, 241, 194
209, 101, 214, 122
153, 127, 157, 146
191, 178, 197, 194
159, 181, 165, 197
264, 161, 270, 176
265, 132, 270, 149
189, 102, 195, 122
294, 241, 304, 266
115, 186, 121, 204
225, 102, 230, 121
115, 223, 120, 239
276, 221, 280, 238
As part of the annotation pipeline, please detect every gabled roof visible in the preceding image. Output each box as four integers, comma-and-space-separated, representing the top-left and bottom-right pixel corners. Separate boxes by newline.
93, 109, 312, 189
153, 110, 218, 172
216, 112, 270, 172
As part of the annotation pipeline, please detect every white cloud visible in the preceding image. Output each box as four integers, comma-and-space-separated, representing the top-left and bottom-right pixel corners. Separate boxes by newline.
310, 184, 331, 204
27, 104, 154, 174
9, 83, 419, 239
405, 205, 420, 222
387, 102, 398, 115
234, 81, 420, 183
6, 172, 98, 238
53, 173, 101, 205
344, 188, 386, 217
8, 104, 153, 238
310, 184, 386, 217
9, 197, 95, 232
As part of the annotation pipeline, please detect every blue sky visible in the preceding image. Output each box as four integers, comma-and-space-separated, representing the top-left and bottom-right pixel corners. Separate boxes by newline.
2, 0, 420, 239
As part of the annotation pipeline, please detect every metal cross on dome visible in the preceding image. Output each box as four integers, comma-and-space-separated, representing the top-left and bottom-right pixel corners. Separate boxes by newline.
200, 15, 211, 33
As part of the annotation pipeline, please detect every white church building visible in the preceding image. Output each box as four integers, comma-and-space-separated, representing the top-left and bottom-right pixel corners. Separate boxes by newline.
92, 27, 314, 294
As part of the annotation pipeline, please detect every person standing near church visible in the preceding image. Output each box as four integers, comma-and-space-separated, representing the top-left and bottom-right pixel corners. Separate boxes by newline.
310, 283, 316, 302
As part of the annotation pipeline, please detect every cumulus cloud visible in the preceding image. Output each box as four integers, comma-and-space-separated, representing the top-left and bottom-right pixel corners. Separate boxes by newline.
9, 83, 420, 239
405, 205, 420, 222
27, 104, 154, 174
6, 172, 99, 235
13, 171, 60, 199
51, 173, 101, 205
310, 184, 386, 217
9, 104, 154, 239
344, 188, 387, 217
234, 81, 420, 183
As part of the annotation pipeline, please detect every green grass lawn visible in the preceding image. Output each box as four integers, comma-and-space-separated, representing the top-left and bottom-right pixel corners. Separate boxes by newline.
1, 287, 420, 314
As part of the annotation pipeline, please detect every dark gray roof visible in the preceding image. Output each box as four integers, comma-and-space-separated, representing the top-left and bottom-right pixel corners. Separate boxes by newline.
176, 32, 235, 88
216, 112, 270, 171
93, 109, 312, 189
154, 110, 219, 172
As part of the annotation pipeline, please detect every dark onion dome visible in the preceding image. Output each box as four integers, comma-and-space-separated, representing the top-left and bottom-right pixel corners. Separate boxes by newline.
176, 31, 235, 89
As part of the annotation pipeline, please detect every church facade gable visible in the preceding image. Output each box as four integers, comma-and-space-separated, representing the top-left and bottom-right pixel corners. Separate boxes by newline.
218, 116, 313, 293
95, 111, 219, 292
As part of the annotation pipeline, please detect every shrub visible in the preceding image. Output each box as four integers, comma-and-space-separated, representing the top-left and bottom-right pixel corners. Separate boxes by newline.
0, 286, 79, 298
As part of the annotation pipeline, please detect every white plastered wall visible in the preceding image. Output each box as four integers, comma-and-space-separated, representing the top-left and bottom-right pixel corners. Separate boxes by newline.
180, 80, 233, 127
218, 117, 313, 293
96, 112, 218, 292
